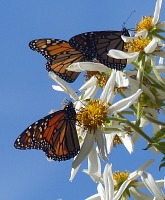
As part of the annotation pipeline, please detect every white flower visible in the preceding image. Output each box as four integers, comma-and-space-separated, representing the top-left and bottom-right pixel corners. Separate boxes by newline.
85, 160, 154, 200
108, 0, 165, 64
48, 70, 142, 181
107, 37, 161, 65
71, 75, 142, 173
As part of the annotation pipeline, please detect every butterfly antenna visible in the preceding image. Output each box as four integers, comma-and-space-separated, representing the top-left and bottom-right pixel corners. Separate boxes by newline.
123, 10, 136, 28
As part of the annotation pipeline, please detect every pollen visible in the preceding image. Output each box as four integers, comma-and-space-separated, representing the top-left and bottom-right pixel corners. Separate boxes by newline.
136, 16, 153, 32
85, 71, 109, 88
76, 99, 108, 132
125, 36, 151, 53
113, 171, 137, 190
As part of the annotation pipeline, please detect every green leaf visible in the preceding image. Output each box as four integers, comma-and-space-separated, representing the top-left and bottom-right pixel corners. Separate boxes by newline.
152, 127, 165, 142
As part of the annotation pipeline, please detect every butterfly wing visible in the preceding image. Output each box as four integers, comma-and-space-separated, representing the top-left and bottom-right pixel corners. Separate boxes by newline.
14, 102, 80, 161
29, 39, 86, 82
69, 29, 130, 70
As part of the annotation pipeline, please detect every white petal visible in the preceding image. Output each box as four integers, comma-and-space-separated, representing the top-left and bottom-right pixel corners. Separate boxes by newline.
79, 76, 97, 91
129, 187, 153, 200
108, 50, 139, 59
107, 89, 143, 114
72, 133, 95, 169
95, 129, 108, 161
48, 72, 79, 101
105, 132, 115, 154
52, 85, 65, 92
116, 71, 129, 88
152, 0, 162, 25
144, 38, 160, 53
138, 171, 165, 199
97, 183, 106, 200
81, 85, 99, 100
67, 62, 110, 73
100, 69, 116, 104
83, 146, 102, 183
69, 163, 81, 182
129, 159, 154, 179
135, 29, 148, 38
119, 133, 134, 154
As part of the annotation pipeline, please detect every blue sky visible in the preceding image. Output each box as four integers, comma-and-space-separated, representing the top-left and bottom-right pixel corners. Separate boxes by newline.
1, 0, 165, 199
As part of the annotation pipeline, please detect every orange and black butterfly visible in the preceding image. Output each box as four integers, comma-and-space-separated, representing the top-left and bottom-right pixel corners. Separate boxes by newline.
14, 102, 80, 161
69, 28, 130, 70
29, 28, 129, 83
29, 39, 86, 83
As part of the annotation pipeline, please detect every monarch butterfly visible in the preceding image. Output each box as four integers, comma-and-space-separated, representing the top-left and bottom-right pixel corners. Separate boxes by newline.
14, 102, 80, 161
69, 28, 130, 70
29, 39, 86, 83
29, 28, 129, 82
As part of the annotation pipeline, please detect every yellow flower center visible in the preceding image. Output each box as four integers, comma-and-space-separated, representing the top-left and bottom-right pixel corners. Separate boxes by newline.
125, 36, 151, 53
136, 16, 153, 32
76, 99, 108, 132
85, 71, 109, 88
113, 171, 137, 191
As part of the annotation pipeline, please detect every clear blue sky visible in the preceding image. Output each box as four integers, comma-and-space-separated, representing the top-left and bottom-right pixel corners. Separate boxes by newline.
1, 0, 165, 199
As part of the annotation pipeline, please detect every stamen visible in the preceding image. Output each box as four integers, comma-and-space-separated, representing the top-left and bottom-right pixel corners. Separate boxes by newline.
136, 16, 153, 32
125, 36, 151, 53
76, 99, 108, 132
84, 71, 109, 88
113, 171, 137, 190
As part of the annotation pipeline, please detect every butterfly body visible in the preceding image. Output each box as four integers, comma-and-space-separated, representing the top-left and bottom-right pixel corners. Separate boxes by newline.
14, 102, 80, 161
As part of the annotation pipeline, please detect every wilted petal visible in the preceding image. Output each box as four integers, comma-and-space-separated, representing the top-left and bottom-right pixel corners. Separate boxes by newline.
107, 89, 143, 113
152, 0, 162, 25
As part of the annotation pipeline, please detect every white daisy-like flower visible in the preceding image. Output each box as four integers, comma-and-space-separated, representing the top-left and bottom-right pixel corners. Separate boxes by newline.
108, 0, 165, 64
49, 71, 142, 180
85, 160, 154, 200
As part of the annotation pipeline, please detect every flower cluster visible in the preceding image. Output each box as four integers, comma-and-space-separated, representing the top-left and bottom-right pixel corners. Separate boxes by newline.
48, 0, 165, 199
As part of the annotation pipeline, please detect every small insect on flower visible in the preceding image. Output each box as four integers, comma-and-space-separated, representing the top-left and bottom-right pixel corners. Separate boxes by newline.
14, 101, 80, 161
